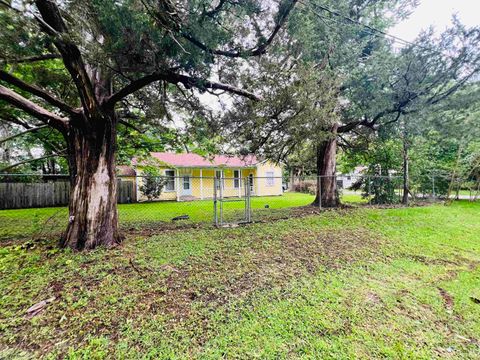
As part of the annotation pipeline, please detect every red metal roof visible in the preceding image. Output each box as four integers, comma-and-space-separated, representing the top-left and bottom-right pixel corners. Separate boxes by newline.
149, 152, 259, 168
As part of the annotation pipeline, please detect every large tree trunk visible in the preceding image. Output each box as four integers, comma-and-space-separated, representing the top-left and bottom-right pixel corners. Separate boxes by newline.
60, 112, 121, 250
312, 123, 338, 207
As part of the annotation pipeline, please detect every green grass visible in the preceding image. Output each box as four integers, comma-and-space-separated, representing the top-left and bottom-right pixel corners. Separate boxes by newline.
1, 201, 479, 359
341, 191, 368, 204
0, 192, 364, 241
454, 189, 479, 197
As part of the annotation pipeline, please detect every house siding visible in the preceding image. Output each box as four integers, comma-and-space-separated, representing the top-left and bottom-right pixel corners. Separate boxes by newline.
255, 161, 283, 196
135, 161, 282, 201
136, 167, 177, 201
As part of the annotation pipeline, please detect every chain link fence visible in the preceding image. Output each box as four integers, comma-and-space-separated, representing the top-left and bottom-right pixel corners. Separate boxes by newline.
0, 172, 478, 241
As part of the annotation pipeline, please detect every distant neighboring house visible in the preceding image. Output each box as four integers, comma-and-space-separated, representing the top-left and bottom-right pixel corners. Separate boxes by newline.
124, 152, 283, 201
337, 166, 366, 189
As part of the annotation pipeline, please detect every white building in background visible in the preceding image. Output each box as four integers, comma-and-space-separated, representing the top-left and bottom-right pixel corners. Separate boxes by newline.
336, 166, 367, 189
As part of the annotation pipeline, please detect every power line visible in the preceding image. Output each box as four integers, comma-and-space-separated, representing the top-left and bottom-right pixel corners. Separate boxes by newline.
299, 0, 441, 54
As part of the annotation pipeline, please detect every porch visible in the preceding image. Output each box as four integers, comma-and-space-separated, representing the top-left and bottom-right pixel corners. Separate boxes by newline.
175, 168, 258, 201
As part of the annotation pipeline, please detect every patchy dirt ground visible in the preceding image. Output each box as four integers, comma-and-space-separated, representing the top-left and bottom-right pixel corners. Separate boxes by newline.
2, 201, 479, 359
157, 227, 383, 319
1, 215, 383, 358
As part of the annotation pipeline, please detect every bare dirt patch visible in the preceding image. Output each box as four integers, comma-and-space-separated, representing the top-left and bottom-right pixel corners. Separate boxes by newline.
438, 287, 454, 311
0, 205, 391, 357
408, 254, 460, 266
156, 227, 384, 322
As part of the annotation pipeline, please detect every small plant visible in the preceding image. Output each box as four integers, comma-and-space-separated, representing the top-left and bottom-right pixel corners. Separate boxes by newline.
139, 167, 168, 201
351, 176, 399, 204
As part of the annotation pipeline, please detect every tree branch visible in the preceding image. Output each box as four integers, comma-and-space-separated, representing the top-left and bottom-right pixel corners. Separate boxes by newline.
380, 111, 402, 128
119, 119, 144, 133
0, 152, 66, 172
0, 114, 38, 129
0, 125, 48, 145
0, 54, 61, 64
0, 116, 64, 152
107, 71, 259, 106
338, 118, 372, 133
201, 0, 230, 19
34, 0, 99, 114
0, 70, 78, 116
426, 70, 479, 106
0, 85, 68, 131
338, 100, 411, 134
181, 0, 298, 58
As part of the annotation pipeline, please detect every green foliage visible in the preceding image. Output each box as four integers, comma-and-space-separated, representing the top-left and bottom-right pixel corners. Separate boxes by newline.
225, 60, 340, 164
406, 84, 480, 196
346, 139, 402, 203
138, 166, 168, 201
363, 176, 400, 204
2, 0, 298, 176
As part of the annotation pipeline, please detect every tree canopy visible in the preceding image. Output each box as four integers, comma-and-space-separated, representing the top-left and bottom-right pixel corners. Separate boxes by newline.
1, 0, 479, 248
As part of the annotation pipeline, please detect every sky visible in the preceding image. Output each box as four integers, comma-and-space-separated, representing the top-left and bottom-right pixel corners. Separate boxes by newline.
389, 0, 480, 41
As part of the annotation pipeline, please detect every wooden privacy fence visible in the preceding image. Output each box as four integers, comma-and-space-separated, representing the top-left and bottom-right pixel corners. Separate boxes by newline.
0, 180, 136, 210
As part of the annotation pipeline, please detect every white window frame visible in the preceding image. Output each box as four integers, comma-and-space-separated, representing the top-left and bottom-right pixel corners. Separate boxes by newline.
182, 175, 191, 190
164, 169, 176, 191
215, 170, 224, 189
233, 169, 240, 189
265, 171, 275, 187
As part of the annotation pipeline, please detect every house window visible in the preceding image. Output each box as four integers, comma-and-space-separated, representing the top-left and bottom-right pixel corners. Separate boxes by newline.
183, 176, 190, 190
215, 170, 224, 189
165, 170, 175, 191
234, 170, 240, 188
266, 171, 274, 187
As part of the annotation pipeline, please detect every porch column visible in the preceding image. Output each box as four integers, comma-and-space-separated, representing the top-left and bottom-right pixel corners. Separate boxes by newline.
135, 173, 140, 202
176, 169, 180, 201
238, 169, 241, 198
200, 169, 204, 199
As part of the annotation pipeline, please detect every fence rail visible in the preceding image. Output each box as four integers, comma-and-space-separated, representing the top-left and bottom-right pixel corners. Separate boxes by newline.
0, 173, 477, 241
0, 177, 135, 210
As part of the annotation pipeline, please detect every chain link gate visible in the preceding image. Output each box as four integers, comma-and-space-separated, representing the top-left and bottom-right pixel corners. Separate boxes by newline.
213, 177, 251, 226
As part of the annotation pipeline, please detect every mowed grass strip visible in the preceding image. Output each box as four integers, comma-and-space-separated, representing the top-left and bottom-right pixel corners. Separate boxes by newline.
0, 192, 366, 241
0, 201, 479, 359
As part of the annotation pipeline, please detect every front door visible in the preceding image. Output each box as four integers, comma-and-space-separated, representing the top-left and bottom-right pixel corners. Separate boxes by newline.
181, 174, 192, 196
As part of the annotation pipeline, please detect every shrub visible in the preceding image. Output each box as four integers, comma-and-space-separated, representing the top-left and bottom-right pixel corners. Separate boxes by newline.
139, 167, 168, 201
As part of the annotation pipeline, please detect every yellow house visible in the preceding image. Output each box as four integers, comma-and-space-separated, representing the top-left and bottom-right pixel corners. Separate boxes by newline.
133, 152, 283, 201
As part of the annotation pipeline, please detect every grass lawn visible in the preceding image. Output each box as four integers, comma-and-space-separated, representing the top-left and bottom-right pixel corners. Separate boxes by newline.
0, 192, 364, 241
453, 190, 480, 198
1, 201, 479, 359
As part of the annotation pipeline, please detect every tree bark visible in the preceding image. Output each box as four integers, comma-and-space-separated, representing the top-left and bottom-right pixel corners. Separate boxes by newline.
312, 123, 339, 207
60, 112, 121, 250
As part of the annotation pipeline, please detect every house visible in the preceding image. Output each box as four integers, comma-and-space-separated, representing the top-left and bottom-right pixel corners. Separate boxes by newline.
132, 152, 283, 201
337, 166, 366, 189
